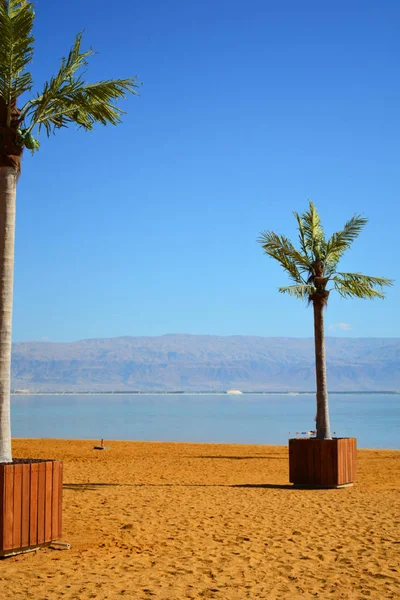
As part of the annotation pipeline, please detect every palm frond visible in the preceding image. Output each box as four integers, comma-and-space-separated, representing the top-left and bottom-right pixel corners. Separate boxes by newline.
325, 215, 368, 268
20, 32, 140, 135
258, 240, 305, 285
0, 0, 34, 120
301, 201, 325, 259
259, 201, 393, 308
258, 231, 311, 273
293, 211, 311, 261
333, 272, 393, 300
279, 284, 315, 300
275, 254, 304, 284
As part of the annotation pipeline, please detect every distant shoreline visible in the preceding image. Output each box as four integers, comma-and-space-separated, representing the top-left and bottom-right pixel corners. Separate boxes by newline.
11, 390, 400, 396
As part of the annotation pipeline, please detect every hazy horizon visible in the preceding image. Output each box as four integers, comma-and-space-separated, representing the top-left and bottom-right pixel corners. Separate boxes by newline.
12, 332, 400, 344
11, 335, 400, 393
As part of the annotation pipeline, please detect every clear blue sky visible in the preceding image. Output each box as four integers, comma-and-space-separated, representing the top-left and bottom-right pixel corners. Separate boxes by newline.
13, 0, 400, 342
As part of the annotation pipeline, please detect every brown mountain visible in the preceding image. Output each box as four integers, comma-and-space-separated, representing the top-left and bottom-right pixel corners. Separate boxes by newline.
11, 334, 400, 392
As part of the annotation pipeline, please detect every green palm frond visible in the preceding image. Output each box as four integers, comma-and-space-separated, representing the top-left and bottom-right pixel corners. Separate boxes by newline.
275, 254, 304, 284
0, 0, 34, 122
333, 272, 394, 300
258, 230, 311, 274
259, 201, 393, 306
278, 284, 315, 299
301, 201, 325, 259
293, 211, 311, 260
325, 215, 368, 268
20, 32, 140, 135
336, 272, 393, 287
258, 239, 304, 285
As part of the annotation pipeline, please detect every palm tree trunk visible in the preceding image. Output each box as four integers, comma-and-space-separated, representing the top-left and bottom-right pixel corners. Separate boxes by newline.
0, 166, 17, 463
313, 297, 331, 440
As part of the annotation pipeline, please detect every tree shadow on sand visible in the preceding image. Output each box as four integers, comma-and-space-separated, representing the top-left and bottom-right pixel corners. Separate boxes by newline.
64, 482, 294, 491
189, 455, 286, 460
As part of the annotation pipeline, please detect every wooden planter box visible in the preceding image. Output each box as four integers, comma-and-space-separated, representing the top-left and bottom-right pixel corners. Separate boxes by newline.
0, 459, 63, 557
289, 438, 356, 488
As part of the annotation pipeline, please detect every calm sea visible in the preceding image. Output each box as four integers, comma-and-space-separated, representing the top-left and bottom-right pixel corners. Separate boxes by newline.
10, 393, 400, 450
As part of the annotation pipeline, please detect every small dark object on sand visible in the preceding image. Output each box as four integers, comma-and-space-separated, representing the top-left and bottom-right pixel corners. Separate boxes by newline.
93, 439, 110, 451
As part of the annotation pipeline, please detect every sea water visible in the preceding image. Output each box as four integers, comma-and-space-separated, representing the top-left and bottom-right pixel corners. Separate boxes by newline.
10, 393, 400, 449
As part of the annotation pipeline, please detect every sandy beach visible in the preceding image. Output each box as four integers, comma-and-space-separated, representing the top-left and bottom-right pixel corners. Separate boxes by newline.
1, 439, 399, 599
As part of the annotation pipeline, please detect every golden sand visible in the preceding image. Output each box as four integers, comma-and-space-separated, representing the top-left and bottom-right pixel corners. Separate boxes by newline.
1, 439, 399, 599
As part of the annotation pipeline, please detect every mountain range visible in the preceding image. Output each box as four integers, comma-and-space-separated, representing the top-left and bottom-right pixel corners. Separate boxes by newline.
10, 334, 400, 392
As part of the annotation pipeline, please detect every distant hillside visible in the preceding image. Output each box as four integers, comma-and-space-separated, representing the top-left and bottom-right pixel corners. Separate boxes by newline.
10, 334, 400, 392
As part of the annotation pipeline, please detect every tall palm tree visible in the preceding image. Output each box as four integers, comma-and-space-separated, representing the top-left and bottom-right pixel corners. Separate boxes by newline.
258, 201, 393, 440
0, 1, 139, 462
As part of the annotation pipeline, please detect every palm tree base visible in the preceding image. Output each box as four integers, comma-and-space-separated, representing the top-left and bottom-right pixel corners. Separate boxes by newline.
289, 437, 357, 488
0, 459, 63, 558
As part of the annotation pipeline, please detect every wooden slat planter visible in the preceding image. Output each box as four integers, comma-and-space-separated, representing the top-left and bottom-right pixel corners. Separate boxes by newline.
0, 459, 63, 557
289, 438, 356, 488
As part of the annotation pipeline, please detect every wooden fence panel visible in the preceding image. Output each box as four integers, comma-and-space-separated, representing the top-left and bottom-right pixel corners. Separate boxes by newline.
21, 465, 30, 549
37, 463, 46, 545
58, 463, 63, 540
289, 438, 356, 487
51, 462, 60, 541
3, 465, 14, 551
29, 463, 39, 547
12, 464, 22, 550
1, 459, 63, 556
44, 462, 53, 543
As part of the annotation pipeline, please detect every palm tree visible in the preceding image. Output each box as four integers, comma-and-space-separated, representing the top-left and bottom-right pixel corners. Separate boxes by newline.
0, 1, 139, 463
258, 201, 393, 440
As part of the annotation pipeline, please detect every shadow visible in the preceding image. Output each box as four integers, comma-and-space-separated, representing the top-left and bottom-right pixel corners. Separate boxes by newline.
64, 483, 123, 491
189, 455, 286, 460
232, 483, 294, 489
64, 482, 294, 491
359, 455, 399, 459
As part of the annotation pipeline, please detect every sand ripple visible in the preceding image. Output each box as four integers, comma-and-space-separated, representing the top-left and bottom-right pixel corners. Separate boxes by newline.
1, 440, 399, 599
